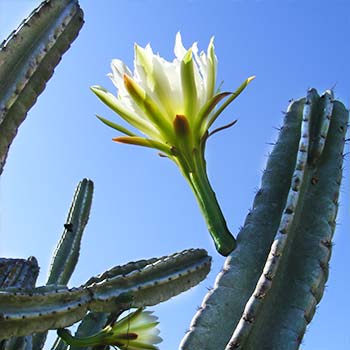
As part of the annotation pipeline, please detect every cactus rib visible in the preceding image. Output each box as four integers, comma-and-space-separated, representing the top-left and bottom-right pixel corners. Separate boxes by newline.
225, 88, 318, 349
0, 0, 84, 175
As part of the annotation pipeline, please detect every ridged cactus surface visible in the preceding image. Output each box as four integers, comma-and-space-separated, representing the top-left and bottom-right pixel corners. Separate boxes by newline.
0, 179, 211, 341
0, 0, 83, 175
1, 1, 349, 350
181, 89, 349, 350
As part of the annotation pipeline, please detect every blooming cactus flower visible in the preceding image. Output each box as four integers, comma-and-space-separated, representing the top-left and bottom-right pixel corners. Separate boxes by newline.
91, 33, 254, 256
57, 308, 162, 349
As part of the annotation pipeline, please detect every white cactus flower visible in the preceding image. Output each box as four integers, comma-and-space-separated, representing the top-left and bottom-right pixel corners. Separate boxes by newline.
91, 33, 254, 256
57, 308, 162, 350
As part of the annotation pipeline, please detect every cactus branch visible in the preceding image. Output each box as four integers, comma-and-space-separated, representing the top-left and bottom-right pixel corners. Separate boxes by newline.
0, 249, 211, 339
180, 89, 349, 350
0, 0, 84, 175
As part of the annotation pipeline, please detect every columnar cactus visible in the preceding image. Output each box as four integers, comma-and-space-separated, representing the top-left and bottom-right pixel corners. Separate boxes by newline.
180, 89, 349, 350
0, 1, 212, 349
1, 1, 349, 350
0, 0, 84, 175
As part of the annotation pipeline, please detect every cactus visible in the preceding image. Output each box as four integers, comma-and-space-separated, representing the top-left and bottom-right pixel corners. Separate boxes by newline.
0, 0, 84, 175
0, 178, 211, 345
0, 1, 211, 349
180, 89, 349, 350
1, 1, 349, 350
0, 247, 211, 339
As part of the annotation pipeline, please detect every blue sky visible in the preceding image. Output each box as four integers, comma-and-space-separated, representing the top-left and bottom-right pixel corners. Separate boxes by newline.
1, 1, 349, 349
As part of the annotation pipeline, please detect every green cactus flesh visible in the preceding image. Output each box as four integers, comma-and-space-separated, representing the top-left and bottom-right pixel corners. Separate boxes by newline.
0, 257, 39, 350
0, 0, 84, 175
180, 89, 349, 350
0, 248, 211, 340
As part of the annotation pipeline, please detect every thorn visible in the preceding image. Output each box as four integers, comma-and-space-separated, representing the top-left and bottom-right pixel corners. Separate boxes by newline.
158, 152, 168, 158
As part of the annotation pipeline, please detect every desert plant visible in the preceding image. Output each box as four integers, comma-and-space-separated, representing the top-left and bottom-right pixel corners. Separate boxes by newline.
0, 1, 211, 349
180, 89, 349, 350
1, 1, 348, 350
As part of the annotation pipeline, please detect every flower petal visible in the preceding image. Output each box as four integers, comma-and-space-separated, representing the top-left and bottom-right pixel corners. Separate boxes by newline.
193, 91, 231, 138
91, 85, 159, 139
205, 76, 255, 131
96, 114, 137, 136
123, 74, 174, 140
181, 48, 198, 122
113, 136, 172, 156
134, 45, 180, 121
174, 32, 187, 59
205, 37, 217, 101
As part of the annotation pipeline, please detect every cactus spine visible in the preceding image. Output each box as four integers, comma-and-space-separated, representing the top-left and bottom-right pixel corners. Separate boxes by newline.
181, 89, 349, 350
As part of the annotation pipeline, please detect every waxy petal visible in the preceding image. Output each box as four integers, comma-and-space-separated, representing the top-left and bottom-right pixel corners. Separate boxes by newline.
174, 32, 187, 59
91, 85, 159, 138
181, 48, 198, 121
135, 44, 182, 120
206, 37, 217, 101
123, 75, 174, 140
96, 114, 137, 136
113, 136, 172, 156
205, 76, 255, 132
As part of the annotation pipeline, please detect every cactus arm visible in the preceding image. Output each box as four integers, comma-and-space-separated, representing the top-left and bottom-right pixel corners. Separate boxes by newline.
180, 99, 304, 350
0, 257, 39, 350
32, 179, 93, 350
0, 249, 211, 339
0, 285, 91, 339
47, 179, 94, 285
236, 99, 348, 350
87, 248, 211, 311
0, 257, 39, 289
0, 0, 84, 175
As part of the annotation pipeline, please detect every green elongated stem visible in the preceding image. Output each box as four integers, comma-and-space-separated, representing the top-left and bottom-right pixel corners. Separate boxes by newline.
178, 149, 236, 257
57, 329, 93, 347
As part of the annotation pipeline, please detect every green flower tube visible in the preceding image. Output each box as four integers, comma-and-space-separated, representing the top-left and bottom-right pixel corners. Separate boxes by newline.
91, 33, 254, 256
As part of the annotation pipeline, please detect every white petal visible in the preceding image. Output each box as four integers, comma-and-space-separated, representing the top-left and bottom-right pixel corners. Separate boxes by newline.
191, 42, 206, 109
205, 36, 217, 100
174, 32, 187, 60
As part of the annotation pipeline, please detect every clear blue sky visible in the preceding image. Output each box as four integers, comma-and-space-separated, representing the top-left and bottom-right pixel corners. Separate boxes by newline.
1, 1, 349, 349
